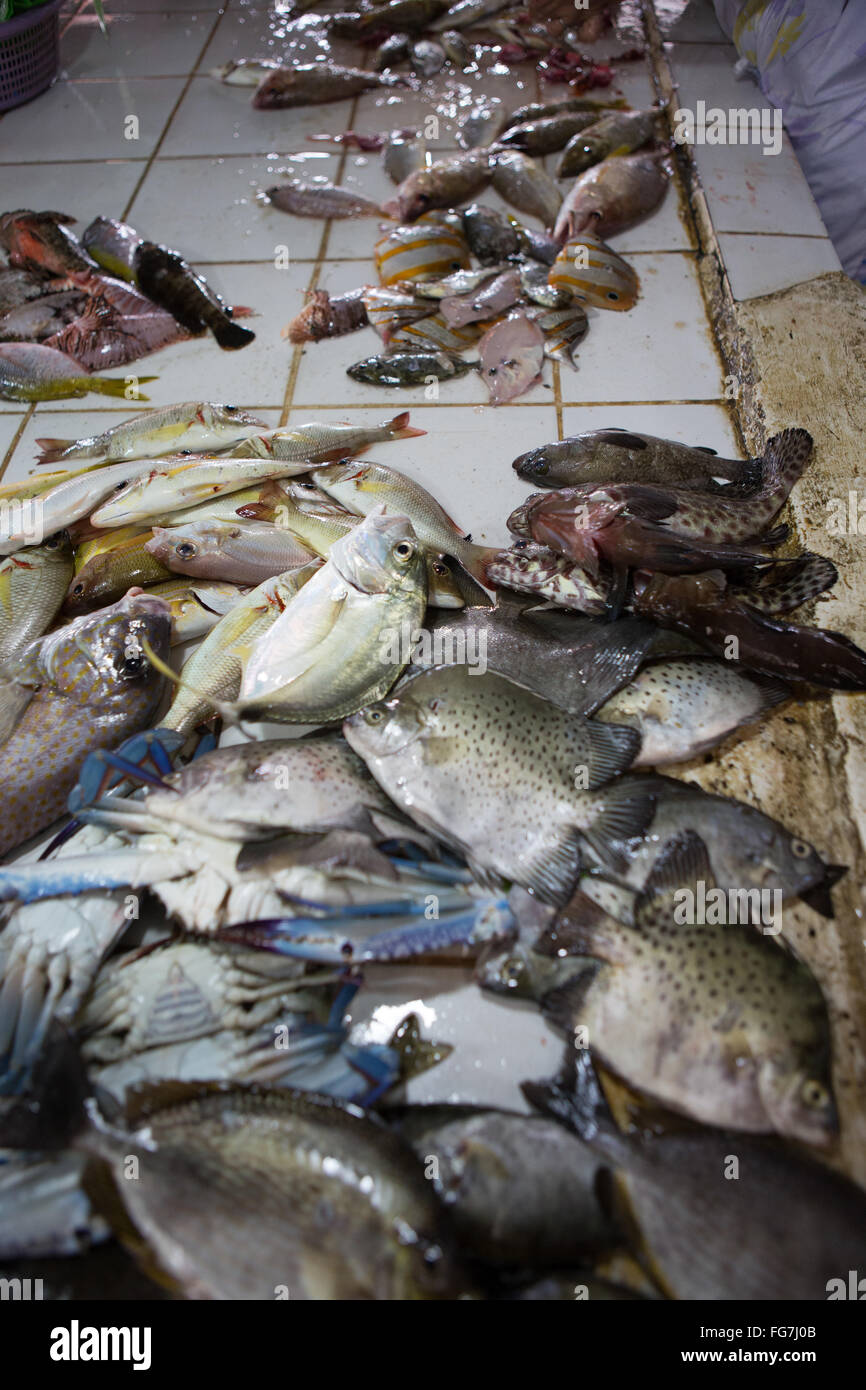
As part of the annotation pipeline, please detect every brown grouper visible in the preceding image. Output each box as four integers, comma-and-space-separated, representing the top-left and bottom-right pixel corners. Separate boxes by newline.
0, 590, 170, 857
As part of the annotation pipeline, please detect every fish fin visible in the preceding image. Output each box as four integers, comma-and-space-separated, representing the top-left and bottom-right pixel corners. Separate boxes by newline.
756, 522, 789, 547
212, 318, 256, 350
522, 827, 584, 906
521, 1047, 611, 1142
595, 430, 649, 451
388, 411, 426, 440
122, 1079, 230, 1126
758, 427, 813, 495
540, 888, 631, 964
694, 445, 718, 456
34, 436, 75, 463
636, 830, 716, 922
461, 542, 500, 586
628, 525, 770, 572
89, 375, 157, 399
228, 304, 256, 320
578, 720, 642, 788
580, 778, 657, 872
733, 551, 838, 615
619, 487, 678, 523
541, 967, 601, 1037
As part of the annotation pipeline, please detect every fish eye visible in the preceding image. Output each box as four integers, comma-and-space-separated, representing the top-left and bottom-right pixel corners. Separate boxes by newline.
71, 581, 85, 596
800, 1079, 830, 1109
364, 708, 384, 725
607, 290, 619, 301
394, 541, 414, 561
432, 561, 447, 575
791, 838, 812, 859
176, 542, 197, 559
113, 480, 129, 492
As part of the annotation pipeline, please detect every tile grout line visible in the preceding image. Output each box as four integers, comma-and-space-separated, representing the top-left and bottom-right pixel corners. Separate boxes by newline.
278, 94, 361, 426
119, 8, 229, 224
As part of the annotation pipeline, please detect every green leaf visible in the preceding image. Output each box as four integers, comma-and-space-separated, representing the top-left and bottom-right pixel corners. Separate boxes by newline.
90, 0, 108, 38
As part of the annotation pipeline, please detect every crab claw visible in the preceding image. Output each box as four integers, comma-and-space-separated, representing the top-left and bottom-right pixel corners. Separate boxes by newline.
67, 728, 187, 814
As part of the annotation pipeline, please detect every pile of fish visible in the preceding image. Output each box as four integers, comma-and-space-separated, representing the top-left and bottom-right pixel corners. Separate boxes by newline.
1, 390, 866, 1298
211, 0, 625, 104
0, 211, 255, 400
270, 94, 667, 401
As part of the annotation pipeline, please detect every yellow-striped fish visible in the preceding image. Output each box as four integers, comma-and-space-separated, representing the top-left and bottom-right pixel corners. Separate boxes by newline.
536, 304, 590, 368
375, 215, 471, 286
360, 284, 436, 342
389, 312, 481, 353
548, 232, 640, 311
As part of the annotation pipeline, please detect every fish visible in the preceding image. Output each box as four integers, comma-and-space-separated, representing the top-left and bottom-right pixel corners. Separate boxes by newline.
266, 181, 384, 219
430, 0, 509, 29
0, 533, 73, 660
0, 265, 52, 313
252, 64, 400, 110
563, 771, 844, 920
548, 232, 640, 311
311, 458, 495, 584
458, 103, 509, 150
518, 259, 573, 308
132, 732, 426, 845
506, 97, 627, 127
346, 351, 475, 386
535, 304, 590, 367
231, 510, 427, 723
549, 827, 828, 1144
45, 277, 195, 371
525, 1051, 866, 1300
0, 210, 97, 276
76, 1082, 469, 1299
224, 412, 425, 463
344, 664, 653, 902
64, 527, 172, 613
557, 109, 658, 178
0, 290, 85, 342
283, 288, 369, 343
85, 416, 419, 531
478, 313, 545, 405
410, 603, 656, 712
497, 110, 600, 156
132, 242, 254, 351
34, 402, 269, 466
160, 568, 318, 734
512, 219, 563, 266
595, 657, 790, 765
0, 343, 155, 404
374, 32, 411, 70
512, 426, 761, 490
333, 0, 453, 35
150, 578, 247, 644
209, 57, 282, 86
363, 284, 437, 344
394, 1105, 616, 1265
510, 429, 814, 575
413, 265, 506, 300
461, 205, 521, 265
387, 309, 481, 354
440, 268, 523, 327
729, 551, 838, 616
80, 216, 143, 281
411, 38, 446, 76
308, 129, 416, 152
0, 1151, 109, 1259
0, 590, 170, 857
555, 153, 670, 242
631, 569, 866, 693
384, 151, 492, 224
481, 542, 607, 613
0, 459, 162, 555
383, 135, 428, 187
145, 520, 316, 586
491, 150, 562, 227
374, 216, 471, 284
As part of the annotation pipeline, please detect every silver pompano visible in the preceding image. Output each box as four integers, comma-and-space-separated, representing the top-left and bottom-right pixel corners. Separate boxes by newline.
595, 658, 790, 765
146, 520, 315, 585
236, 509, 427, 722
34, 401, 269, 466
344, 664, 653, 903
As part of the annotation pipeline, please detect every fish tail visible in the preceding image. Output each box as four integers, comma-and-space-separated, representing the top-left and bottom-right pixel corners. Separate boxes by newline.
733, 551, 838, 616
212, 318, 256, 350
387, 411, 426, 440
88, 375, 157, 399
458, 543, 500, 586
757, 427, 813, 498
34, 437, 76, 463
228, 305, 257, 320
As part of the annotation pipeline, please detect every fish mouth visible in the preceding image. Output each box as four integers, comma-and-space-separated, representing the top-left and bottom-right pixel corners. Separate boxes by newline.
799, 864, 847, 919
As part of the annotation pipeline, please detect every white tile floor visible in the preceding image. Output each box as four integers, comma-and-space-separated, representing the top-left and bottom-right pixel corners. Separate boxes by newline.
0, 0, 844, 1106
